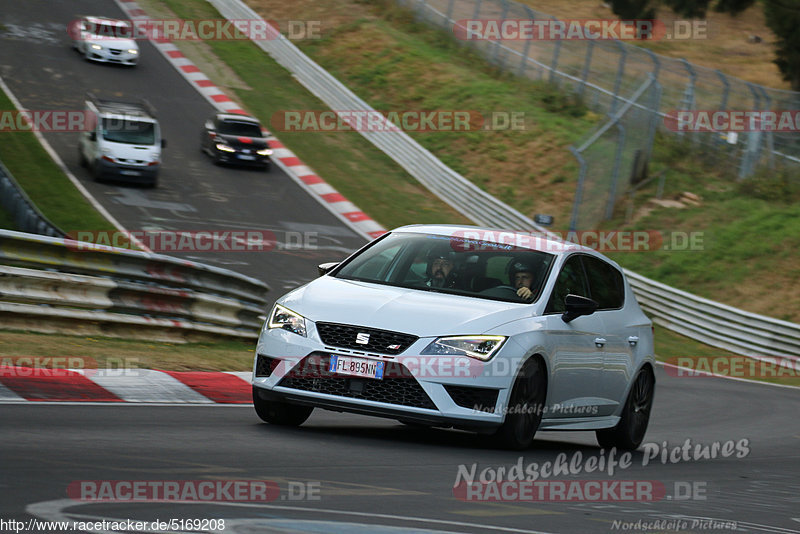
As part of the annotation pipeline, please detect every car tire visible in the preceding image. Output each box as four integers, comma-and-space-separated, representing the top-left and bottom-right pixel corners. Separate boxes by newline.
596, 367, 654, 450
492, 357, 546, 450
253, 387, 313, 426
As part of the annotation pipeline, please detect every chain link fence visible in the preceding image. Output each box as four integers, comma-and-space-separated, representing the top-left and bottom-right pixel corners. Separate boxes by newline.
397, 0, 800, 229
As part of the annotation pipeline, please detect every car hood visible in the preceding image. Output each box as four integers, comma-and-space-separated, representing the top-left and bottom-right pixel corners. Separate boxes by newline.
280, 276, 530, 338
215, 133, 268, 150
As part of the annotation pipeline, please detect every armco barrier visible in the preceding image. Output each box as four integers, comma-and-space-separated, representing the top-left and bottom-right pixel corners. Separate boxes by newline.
0, 230, 269, 341
206, 0, 800, 360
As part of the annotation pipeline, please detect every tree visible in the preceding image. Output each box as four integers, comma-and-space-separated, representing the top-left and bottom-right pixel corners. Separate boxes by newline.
609, 0, 657, 19
713, 0, 757, 15
763, 0, 800, 91
663, 0, 712, 18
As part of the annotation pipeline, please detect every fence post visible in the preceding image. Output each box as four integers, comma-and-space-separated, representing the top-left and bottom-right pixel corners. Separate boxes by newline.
739, 83, 762, 179
758, 85, 775, 169
712, 70, 731, 153
518, 6, 535, 77
578, 40, 595, 99
472, 0, 483, 20
569, 147, 587, 232
446, 0, 456, 21
491, 0, 510, 66
645, 76, 662, 161
605, 122, 626, 220
678, 58, 697, 143
610, 41, 627, 114
549, 16, 562, 84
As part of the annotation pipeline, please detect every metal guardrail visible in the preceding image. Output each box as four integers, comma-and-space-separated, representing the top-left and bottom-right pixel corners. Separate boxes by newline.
0, 160, 64, 238
626, 271, 800, 362
197, 0, 800, 359
0, 230, 270, 341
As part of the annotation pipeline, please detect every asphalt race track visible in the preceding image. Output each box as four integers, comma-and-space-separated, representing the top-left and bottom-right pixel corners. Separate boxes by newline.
0, 0, 367, 299
1, 367, 799, 533
1, 1, 800, 534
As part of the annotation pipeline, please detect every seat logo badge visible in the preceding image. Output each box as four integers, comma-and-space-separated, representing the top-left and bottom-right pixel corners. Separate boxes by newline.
356, 333, 370, 345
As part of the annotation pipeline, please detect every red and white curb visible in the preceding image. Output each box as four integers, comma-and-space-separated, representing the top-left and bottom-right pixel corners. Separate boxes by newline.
0, 367, 253, 404
115, 0, 386, 241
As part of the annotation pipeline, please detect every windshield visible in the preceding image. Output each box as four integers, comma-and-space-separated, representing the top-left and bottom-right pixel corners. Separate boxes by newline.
335, 232, 555, 303
217, 120, 263, 138
101, 118, 156, 145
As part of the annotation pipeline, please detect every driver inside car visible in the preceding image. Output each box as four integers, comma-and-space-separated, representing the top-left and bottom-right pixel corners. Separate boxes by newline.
509, 259, 537, 302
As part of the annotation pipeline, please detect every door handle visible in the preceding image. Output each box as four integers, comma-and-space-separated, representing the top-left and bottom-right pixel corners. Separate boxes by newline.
594, 337, 606, 348
628, 336, 639, 346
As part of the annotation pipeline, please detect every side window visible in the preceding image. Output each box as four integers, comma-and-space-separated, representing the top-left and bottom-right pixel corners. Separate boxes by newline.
583, 256, 625, 310
545, 255, 589, 314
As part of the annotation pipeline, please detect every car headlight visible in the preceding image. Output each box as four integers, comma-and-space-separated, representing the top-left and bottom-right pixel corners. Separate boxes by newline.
267, 304, 307, 337
127, 49, 138, 54
215, 143, 236, 153
421, 335, 506, 361
90, 44, 103, 50
256, 148, 273, 156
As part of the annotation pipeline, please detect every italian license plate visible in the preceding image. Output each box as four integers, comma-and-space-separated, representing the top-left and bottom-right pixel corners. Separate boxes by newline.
238, 154, 256, 160
120, 170, 141, 176
329, 355, 385, 380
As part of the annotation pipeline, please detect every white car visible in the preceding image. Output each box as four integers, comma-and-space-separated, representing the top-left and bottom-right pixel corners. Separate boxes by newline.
69, 16, 139, 66
253, 225, 656, 450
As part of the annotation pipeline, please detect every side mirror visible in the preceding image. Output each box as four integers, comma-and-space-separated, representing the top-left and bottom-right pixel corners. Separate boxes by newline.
561, 294, 598, 323
89, 132, 96, 141
317, 262, 339, 277
161, 139, 167, 148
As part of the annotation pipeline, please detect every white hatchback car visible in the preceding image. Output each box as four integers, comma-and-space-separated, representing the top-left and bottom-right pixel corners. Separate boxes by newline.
69, 16, 139, 66
253, 225, 655, 449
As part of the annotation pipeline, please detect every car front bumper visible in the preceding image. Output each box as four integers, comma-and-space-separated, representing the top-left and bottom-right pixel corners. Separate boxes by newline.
252, 325, 520, 429
85, 46, 138, 66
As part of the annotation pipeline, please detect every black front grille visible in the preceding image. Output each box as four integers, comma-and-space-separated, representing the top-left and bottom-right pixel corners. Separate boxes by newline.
445, 385, 499, 413
255, 354, 279, 377
315, 322, 418, 355
278, 353, 436, 410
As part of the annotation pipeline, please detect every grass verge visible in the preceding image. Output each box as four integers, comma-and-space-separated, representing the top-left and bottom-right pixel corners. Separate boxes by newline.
0, 87, 118, 235
0, 330, 255, 372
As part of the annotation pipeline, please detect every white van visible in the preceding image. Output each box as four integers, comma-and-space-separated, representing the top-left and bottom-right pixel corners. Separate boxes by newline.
79, 93, 165, 187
